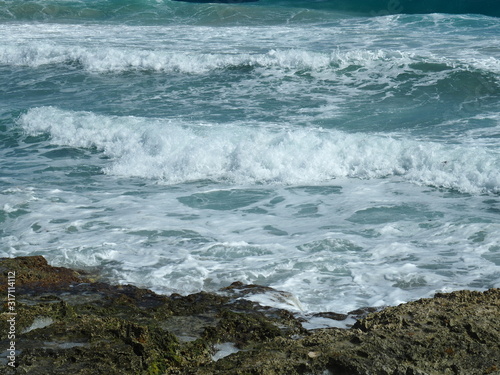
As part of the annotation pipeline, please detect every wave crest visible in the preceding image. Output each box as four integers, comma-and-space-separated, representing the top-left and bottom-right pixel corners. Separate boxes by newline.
17, 106, 500, 193
3, 43, 499, 80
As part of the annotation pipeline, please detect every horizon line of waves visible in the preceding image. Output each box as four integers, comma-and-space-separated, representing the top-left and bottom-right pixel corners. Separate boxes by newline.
16, 106, 500, 194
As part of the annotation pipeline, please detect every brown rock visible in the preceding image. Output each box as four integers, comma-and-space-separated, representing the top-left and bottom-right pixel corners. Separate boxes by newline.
1, 256, 499, 375
0, 256, 88, 293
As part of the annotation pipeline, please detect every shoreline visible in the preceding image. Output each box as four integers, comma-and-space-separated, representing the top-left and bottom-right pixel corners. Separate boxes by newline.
1, 256, 499, 374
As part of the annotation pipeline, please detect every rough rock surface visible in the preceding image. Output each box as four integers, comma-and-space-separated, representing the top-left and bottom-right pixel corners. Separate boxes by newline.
1, 256, 499, 374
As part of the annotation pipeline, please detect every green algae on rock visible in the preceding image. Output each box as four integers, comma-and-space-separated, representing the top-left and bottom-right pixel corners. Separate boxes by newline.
1, 256, 499, 374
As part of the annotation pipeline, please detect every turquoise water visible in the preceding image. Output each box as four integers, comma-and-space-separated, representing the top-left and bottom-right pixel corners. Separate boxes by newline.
1, 0, 499, 313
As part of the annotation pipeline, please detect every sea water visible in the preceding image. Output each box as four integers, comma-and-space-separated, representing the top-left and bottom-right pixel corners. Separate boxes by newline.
1, 0, 499, 314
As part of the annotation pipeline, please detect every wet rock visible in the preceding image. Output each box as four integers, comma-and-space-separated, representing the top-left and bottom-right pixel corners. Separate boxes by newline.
312, 312, 348, 321
0, 256, 88, 293
1, 256, 499, 375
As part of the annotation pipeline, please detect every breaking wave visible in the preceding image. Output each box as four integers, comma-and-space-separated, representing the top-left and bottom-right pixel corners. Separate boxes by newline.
17, 106, 500, 193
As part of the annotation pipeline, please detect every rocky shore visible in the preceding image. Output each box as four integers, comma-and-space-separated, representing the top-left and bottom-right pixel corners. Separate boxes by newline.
1, 256, 499, 375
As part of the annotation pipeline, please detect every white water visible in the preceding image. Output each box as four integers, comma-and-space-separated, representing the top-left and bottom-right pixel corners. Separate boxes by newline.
18, 106, 500, 193
2, 13, 499, 315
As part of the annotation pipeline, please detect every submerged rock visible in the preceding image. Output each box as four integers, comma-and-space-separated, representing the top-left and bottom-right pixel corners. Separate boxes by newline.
1, 256, 499, 374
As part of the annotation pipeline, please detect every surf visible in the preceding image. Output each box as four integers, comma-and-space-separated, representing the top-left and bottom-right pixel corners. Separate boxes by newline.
16, 106, 500, 194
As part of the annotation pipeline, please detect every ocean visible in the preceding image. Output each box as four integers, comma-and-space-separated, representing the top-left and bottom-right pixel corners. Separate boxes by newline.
1, 0, 499, 316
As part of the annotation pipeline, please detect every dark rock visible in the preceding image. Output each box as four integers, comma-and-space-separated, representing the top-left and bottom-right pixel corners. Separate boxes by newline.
312, 312, 348, 321
1, 256, 499, 375
0, 256, 88, 293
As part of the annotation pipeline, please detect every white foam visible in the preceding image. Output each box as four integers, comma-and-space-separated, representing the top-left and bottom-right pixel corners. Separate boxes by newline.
3, 18, 500, 317
3, 178, 500, 314
17, 106, 500, 194
2, 21, 499, 76
301, 315, 357, 330
237, 290, 304, 312
211, 343, 240, 361
0, 40, 418, 74
22, 317, 54, 333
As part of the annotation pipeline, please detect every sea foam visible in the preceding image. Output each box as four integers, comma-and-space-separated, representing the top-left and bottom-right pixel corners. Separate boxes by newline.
18, 106, 500, 194
3, 35, 498, 76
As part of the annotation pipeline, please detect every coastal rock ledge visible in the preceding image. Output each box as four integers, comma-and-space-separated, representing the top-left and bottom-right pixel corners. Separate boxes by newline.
1, 256, 499, 375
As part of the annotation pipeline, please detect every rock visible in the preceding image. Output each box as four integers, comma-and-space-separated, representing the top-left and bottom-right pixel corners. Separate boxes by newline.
0, 256, 88, 293
1, 256, 499, 374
